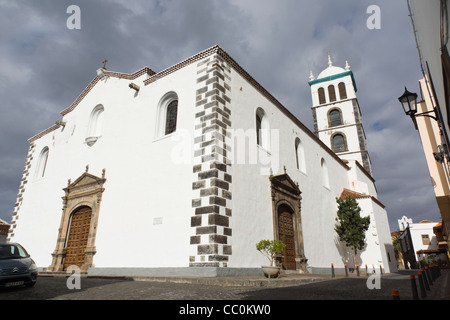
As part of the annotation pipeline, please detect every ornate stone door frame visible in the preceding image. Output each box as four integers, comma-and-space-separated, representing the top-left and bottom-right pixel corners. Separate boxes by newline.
269, 170, 308, 273
48, 168, 106, 273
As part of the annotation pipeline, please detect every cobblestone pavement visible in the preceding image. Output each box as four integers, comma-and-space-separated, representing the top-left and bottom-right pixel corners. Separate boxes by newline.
1, 270, 448, 301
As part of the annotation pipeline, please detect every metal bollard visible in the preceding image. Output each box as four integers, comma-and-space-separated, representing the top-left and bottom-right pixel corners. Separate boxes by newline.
435, 265, 440, 278
429, 265, 435, 281
379, 264, 383, 274
392, 290, 400, 300
425, 266, 433, 286
410, 275, 419, 300
417, 271, 427, 298
431, 265, 440, 280
345, 264, 348, 277
422, 268, 430, 291
331, 264, 335, 278
356, 264, 360, 277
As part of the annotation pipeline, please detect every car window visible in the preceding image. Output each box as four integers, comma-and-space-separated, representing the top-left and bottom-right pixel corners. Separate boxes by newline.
0, 244, 29, 259
16, 245, 29, 258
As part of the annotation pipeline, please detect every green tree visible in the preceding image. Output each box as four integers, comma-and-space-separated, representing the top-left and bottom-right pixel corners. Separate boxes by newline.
391, 233, 402, 262
256, 239, 286, 267
334, 196, 370, 267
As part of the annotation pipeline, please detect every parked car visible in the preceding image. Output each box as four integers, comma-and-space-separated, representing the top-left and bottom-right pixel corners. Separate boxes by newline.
0, 242, 38, 288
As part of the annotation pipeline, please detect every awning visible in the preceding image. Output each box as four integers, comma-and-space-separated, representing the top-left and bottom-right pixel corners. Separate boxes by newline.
416, 249, 446, 255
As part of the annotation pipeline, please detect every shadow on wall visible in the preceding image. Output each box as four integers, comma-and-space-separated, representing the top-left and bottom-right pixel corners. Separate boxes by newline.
334, 236, 365, 270
384, 243, 396, 272
427, 235, 438, 250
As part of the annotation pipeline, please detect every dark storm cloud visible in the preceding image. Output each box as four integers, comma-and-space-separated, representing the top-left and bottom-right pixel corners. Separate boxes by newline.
0, 0, 442, 230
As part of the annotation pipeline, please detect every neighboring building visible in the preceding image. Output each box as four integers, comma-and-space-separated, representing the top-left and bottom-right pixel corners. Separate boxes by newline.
416, 77, 450, 260
398, 226, 418, 269
433, 222, 450, 264
8, 45, 396, 275
398, 216, 413, 232
0, 219, 10, 242
409, 220, 441, 263
398, 216, 447, 265
407, 0, 450, 258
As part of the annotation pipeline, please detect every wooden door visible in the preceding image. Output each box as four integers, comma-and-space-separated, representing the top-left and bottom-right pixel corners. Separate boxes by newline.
64, 206, 92, 270
278, 209, 296, 270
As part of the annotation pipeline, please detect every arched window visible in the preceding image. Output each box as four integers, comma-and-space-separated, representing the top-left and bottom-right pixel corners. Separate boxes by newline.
165, 100, 178, 135
295, 138, 306, 173
328, 109, 342, 127
86, 104, 104, 146
331, 133, 347, 153
328, 85, 336, 102
156, 92, 178, 139
256, 113, 262, 145
255, 107, 270, 151
35, 147, 49, 178
318, 87, 326, 105
321, 158, 330, 189
338, 82, 347, 100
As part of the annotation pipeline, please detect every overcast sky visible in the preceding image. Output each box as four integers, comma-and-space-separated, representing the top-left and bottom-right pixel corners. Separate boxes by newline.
0, 0, 442, 231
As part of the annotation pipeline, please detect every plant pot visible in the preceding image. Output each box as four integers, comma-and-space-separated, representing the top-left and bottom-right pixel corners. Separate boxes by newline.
261, 266, 280, 278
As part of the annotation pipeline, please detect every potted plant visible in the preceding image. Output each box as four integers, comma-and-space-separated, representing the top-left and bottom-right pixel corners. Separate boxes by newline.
256, 239, 286, 278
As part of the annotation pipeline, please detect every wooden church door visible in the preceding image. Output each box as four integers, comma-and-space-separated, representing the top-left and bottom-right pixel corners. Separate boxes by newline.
64, 206, 92, 270
278, 208, 296, 270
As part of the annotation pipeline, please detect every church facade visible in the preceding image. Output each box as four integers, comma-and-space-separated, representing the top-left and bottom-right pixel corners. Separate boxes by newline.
9, 45, 396, 275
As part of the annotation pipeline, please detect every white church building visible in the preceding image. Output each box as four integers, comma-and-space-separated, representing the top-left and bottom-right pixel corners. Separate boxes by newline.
8, 45, 396, 275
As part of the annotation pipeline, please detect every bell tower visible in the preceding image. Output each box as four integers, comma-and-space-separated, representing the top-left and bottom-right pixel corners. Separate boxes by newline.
309, 55, 373, 176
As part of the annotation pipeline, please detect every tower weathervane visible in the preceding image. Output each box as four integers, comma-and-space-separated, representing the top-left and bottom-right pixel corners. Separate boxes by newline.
102, 59, 108, 69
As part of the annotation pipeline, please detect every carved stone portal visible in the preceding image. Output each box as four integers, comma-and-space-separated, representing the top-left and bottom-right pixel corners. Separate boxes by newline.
270, 171, 308, 273
48, 169, 106, 273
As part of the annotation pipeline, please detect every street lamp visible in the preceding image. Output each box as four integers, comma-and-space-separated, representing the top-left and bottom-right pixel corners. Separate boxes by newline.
398, 87, 418, 116
398, 87, 438, 130
398, 87, 449, 163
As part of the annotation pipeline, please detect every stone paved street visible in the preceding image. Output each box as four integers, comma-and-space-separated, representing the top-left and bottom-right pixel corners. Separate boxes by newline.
1, 271, 449, 319
1, 270, 449, 301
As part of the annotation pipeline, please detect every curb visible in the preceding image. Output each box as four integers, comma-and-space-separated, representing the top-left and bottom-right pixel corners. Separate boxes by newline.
38, 272, 331, 288
130, 275, 330, 287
